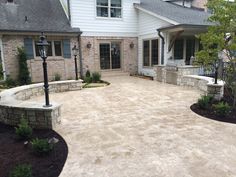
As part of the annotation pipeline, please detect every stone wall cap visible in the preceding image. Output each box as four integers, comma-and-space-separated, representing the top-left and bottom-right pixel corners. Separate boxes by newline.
0, 80, 81, 110
183, 75, 224, 86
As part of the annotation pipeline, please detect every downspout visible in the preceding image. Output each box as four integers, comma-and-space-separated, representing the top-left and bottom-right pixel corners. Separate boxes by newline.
77, 33, 83, 78
157, 30, 165, 65
67, 0, 71, 24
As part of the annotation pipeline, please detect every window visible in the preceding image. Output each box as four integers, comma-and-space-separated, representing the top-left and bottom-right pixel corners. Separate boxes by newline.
34, 41, 62, 57
97, 0, 122, 18
143, 39, 159, 67
174, 39, 184, 60
54, 41, 62, 56
143, 41, 150, 66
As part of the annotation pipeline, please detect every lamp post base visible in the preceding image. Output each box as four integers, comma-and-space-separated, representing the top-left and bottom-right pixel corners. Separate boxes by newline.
43, 104, 52, 108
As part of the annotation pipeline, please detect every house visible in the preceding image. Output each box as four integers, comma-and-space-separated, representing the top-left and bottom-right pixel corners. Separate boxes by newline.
0, 0, 81, 82
0, 0, 211, 83
63, 0, 211, 77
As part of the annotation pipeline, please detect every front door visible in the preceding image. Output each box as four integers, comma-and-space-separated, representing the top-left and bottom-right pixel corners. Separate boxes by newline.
100, 42, 121, 70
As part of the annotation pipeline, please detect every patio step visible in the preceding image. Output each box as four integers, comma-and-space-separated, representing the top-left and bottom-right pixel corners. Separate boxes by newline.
101, 71, 130, 78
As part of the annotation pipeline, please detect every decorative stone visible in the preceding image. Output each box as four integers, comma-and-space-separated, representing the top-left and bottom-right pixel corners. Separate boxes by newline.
0, 80, 83, 129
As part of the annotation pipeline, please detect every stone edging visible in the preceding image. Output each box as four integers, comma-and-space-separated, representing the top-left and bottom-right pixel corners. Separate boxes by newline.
181, 75, 224, 100
0, 80, 83, 129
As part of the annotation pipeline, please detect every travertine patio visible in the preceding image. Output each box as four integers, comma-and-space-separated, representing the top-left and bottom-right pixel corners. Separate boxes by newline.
33, 76, 236, 177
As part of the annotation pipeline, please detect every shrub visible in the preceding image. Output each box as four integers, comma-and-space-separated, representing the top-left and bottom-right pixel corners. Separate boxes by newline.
213, 102, 231, 117
197, 95, 213, 110
92, 72, 101, 83
84, 76, 92, 84
85, 70, 91, 78
5, 75, 17, 88
15, 118, 32, 140
17, 47, 31, 85
9, 164, 32, 177
31, 138, 53, 155
54, 73, 61, 81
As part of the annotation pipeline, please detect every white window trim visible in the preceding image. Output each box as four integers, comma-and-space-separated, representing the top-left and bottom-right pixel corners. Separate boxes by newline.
96, 0, 123, 19
33, 40, 63, 59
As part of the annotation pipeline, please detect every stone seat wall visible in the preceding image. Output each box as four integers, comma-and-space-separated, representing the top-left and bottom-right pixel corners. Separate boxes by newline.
181, 75, 224, 100
154, 65, 224, 100
0, 80, 83, 129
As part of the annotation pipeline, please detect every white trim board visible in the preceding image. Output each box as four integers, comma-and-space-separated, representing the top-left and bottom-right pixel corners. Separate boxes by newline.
134, 5, 179, 25
0, 37, 6, 80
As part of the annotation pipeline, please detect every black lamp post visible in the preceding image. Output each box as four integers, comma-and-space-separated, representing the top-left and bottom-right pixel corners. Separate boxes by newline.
214, 59, 219, 84
37, 32, 51, 107
72, 45, 79, 80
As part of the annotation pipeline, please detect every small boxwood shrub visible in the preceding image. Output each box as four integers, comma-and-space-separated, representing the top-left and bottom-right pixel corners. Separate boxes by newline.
54, 73, 61, 81
213, 102, 231, 117
9, 164, 32, 177
92, 72, 101, 83
84, 76, 92, 84
197, 95, 213, 110
5, 75, 17, 88
31, 138, 53, 155
15, 118, 32, 140
85, 70, 91, 78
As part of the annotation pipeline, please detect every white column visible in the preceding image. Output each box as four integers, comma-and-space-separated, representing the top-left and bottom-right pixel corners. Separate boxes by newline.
0, 37, 6, 80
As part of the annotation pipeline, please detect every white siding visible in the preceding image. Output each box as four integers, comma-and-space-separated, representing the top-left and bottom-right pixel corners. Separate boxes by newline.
70, 0, 139, 37
138, 11, 171, 77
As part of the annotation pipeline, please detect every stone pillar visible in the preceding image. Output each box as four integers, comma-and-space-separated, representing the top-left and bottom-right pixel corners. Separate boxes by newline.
207, 83, 224, 101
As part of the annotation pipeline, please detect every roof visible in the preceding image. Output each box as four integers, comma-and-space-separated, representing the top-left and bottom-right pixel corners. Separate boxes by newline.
135, 0, 213, 26
0, 0, 81, 34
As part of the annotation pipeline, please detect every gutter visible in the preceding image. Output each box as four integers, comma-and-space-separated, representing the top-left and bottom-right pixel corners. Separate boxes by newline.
157, 30, 165, 65
77, 33, 83, 78
0, 29, 82, 36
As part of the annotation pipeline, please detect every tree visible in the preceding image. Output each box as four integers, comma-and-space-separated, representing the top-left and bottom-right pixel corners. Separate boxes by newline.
17, 47, 31, 85
195, 0, 236, 107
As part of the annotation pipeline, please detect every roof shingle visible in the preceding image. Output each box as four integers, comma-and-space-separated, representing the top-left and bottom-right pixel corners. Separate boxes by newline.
0, 0, 81, 34
136, 0, 212, 26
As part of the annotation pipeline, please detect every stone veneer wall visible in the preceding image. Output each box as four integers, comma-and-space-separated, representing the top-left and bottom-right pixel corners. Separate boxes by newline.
154, 65, 224, 100
81, 36, 138, 75
2, 35, 78, 83
0, 80, 82, 129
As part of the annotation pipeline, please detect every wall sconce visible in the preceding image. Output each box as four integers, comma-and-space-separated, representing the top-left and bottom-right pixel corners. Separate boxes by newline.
87, 42, 92, 49
130, 42, 134, 49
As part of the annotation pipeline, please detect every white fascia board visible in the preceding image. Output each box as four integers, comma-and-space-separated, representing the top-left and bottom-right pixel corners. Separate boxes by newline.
134, 5, 179, 25
81, 31, 138, 37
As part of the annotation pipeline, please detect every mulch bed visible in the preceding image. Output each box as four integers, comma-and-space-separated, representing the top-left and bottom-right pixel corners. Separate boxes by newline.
191, 103, 236, 124
0, 123, 68, 177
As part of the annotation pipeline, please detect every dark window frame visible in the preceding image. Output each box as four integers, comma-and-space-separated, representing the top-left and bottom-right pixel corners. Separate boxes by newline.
96, 0, 122, 18
143, 39, 159, 67
34, 40, 63, 58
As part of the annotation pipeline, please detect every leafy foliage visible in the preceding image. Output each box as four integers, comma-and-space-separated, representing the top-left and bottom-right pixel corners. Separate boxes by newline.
54, 73, 61, 81
31, 138, 53, 155
84, 76, 92, 83
5, 75, 17, 88
15, 118, 32, 140
197, 95, 213, 110
92, 72, 101, 83
85, 70, 91, 78
195, 0, 236, 107
213, 101, 231, 117
17, 47, 31, 85
9, 164, 32, 177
